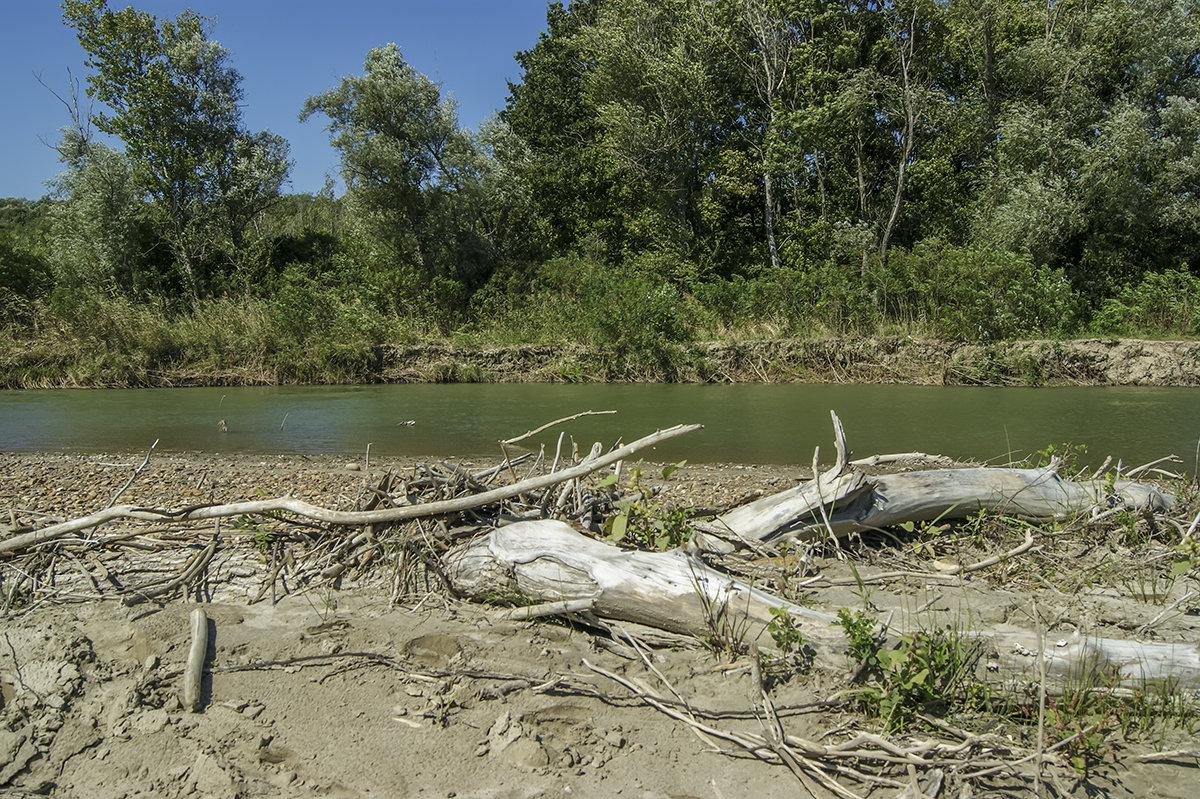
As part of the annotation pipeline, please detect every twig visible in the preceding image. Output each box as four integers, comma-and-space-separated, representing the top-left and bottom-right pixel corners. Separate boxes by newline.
494, 598, 595, 621
108, 439, 159, 509
121, 537, 218, 606
2, 424, 704, 555
1137, 590, 1197, 637
500, 410, 617, 445
1126, 454, 1182, 478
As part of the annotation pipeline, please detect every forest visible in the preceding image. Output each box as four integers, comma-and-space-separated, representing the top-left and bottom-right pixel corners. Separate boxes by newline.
2, 0, 1199, 384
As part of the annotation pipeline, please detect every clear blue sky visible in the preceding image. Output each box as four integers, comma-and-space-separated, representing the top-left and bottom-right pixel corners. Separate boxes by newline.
1, 1, 552, 200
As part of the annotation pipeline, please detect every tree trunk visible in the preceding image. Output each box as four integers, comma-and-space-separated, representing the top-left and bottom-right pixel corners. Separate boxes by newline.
446, 520, 1200, 690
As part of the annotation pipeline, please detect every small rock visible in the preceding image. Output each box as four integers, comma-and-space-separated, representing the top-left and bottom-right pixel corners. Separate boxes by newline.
604, 731, 626, 748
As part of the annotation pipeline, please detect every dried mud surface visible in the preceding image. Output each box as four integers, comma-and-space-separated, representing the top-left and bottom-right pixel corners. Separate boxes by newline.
2, 452, 1199, 798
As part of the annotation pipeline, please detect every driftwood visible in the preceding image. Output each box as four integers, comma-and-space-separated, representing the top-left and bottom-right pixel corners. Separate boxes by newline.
182, 608, 208, 712
0, 424, 702, 556
695, 412, 1174, 552
446, 520, 1200, 690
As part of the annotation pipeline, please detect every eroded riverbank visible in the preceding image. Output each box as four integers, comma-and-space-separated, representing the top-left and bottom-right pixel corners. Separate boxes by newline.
3, 336, 1199, 388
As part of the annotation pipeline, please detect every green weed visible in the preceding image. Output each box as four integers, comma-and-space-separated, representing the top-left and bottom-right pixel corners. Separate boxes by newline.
599, 460, 692, 551
835, 610, 991, 732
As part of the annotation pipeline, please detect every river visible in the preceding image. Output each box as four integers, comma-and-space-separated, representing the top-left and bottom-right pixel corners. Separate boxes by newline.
1, 384, 1196, 471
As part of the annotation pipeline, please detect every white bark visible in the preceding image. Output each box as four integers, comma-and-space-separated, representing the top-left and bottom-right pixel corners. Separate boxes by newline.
697, 466, 1174, 552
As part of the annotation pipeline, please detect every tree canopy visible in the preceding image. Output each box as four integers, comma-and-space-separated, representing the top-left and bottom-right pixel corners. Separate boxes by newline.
3, 0, 1198, 383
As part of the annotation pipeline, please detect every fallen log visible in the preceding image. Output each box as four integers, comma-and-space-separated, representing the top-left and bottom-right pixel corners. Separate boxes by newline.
445, 519, 846, 660
446, 520, 1200, 690
695, 413, 1174, 552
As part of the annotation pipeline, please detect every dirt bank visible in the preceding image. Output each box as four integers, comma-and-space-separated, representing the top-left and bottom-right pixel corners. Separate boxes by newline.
380, 337, 1200, 386
4, 337, 1197, 388
2, 451, 1199, 798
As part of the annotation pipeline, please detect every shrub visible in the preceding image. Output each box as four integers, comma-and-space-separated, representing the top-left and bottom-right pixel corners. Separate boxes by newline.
875, 241, 1084, 340
1090, 266, 1200, 337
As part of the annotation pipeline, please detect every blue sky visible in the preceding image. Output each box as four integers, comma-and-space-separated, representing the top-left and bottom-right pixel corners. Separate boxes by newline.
1, 1, 552, 200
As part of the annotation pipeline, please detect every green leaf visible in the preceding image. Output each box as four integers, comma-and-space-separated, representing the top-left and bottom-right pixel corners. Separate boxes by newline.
608, 513, 628, 541
660, 460, 687, 479
596, 473, 618, 488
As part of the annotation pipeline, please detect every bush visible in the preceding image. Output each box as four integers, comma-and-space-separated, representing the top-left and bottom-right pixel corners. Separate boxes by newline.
1090, 266, 1200, 337
874, 241, 1084, 341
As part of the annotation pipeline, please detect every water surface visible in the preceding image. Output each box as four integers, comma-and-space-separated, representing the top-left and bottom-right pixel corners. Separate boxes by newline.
1, 384, 1196, 470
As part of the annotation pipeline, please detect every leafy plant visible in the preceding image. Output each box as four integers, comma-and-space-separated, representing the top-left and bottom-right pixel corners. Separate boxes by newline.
766, 606, 811, 673
836, 607, 882, 670
599, 460, 692, 550
231, 513, 278, 556
835, 610, 990, 732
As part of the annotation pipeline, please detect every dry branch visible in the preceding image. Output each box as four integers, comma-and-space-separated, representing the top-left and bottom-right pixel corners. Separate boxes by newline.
0, 424, 702, 556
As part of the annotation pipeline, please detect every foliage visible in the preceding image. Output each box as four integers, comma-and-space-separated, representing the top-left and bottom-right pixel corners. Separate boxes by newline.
599, 460, 691, 550
6, 0, 1200, 383
766, 606, 810, 672
61, 0, 290, 296
875, 241, 1084, 340
836, 609, 991, 732
301, 43, 500, 298
1091, 267, 1200, 337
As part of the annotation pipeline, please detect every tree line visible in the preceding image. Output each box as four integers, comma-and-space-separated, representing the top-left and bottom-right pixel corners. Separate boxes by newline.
2, 0, 1198, 383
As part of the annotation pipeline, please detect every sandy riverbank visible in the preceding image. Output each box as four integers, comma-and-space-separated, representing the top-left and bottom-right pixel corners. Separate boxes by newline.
2, 450, 1199, 797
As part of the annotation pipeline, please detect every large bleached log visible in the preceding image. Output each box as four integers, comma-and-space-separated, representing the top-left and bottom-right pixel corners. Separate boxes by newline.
695, 412, 1174, 552
446, 520, 1200, 690
446, 519, 846, 659
698, 465, 1175, 552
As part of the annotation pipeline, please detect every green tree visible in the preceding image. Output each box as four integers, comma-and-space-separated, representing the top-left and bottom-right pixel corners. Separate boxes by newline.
62, 0, 291, 298
47, 127, 141, 293
579, 0, 732, 259
302, 43, 487, 300
503, 0, 617, 259
976, 0, 1200, 300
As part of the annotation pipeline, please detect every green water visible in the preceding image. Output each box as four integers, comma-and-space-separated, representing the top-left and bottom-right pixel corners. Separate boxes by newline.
1, 384, 1196, 470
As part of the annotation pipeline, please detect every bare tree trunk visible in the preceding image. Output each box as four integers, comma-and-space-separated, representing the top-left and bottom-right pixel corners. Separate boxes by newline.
445, 520, 1200, 691
878, 11, 919, 267
763, 159, 781, 270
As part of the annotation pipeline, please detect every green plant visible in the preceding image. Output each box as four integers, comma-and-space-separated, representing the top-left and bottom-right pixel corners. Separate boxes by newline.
836, 607, 882, 672
1042, 665, 1122, 776
599, 460, 692, 550
835, 611, 990, 732
231, 513, 278, 556
1027, 442, 1089, 473
767, 606, 806, 654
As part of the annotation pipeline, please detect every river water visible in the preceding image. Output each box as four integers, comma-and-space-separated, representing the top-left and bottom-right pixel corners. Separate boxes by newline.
1, 384, 1196, 470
